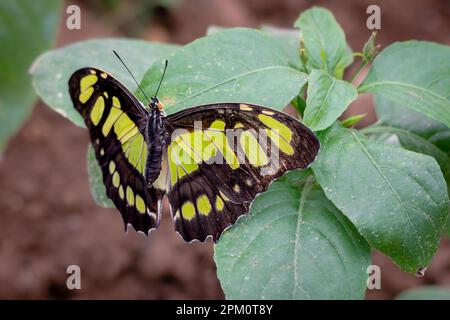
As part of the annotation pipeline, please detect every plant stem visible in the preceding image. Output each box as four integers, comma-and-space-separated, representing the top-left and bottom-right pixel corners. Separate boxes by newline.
349, 60, 368, 84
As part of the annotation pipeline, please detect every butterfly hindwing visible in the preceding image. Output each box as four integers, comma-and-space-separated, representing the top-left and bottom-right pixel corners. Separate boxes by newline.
69, 68, 162, 233
162, 103, 320, 242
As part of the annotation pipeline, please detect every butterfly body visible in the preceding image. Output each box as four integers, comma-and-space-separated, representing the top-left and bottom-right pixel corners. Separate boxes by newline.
145, 100, 166, 186
69, 67, 320, 242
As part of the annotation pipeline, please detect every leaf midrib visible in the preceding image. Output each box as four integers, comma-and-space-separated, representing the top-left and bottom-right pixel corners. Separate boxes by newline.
307, 10, 328, 71
307, 75, 336, 127
292, 176, 314, 299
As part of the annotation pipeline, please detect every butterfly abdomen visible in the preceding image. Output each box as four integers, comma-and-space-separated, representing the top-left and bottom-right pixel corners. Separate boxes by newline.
145, 109, 166, 186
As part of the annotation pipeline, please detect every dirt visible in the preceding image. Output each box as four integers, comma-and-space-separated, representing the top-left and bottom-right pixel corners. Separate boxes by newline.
0, 0, 449, 299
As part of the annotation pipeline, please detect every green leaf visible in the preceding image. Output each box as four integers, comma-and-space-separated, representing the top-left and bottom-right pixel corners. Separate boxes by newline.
292, 95, 307, 117
215, 170, 371, 300
334, 45, 354, 80
0, 0, 61, 151
375, 96, 450, 159
375, 95, 448, 139
342, 114, 366, 128
312, 124, 449, 272
373, 96, 450, 198
396, 286, 450, 300
140, 28, 307, 115
294, 7, 347, 76
260, 25, 302, 70
31, 39, 178, 126
359, 41, 450, 128
303, 70, 357, 131
364, 125, 450, 235
363, 125, 450, 197
87, 145, 113, 208
208, 25, 302, 71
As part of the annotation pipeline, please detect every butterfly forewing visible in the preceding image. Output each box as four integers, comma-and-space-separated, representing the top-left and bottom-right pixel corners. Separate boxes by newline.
69, 68, 163, 233
162, 103, 320, 242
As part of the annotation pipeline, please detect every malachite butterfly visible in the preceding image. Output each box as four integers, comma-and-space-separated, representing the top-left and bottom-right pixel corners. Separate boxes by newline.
68, 64, 319, 242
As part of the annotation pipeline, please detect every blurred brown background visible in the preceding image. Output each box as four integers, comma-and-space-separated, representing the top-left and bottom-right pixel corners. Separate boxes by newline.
0, 0, 449, 299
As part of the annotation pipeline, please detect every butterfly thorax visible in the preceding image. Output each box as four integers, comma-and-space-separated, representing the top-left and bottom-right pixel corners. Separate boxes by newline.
145, 98, 166, 187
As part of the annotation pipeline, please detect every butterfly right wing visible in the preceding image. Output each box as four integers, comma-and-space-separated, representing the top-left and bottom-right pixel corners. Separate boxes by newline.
69, 67, 163, 234
158, 103, 319, 242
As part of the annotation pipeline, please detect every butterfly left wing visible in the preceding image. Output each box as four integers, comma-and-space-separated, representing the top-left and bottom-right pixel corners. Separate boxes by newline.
69, 68, 163, 234
157, 103, 320, 242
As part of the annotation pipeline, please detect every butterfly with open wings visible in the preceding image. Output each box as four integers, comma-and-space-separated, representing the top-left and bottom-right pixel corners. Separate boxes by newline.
68, 57, 319, 242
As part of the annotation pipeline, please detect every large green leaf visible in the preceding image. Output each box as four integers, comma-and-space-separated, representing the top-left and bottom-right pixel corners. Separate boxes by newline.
375, 96, 448, 139
260, 25, 302, 70
215, 170, 371, 300
31, 39, 178, 126
396, 286, 450, 300
139, 28, 307, 115
294, 7, 347, 76
359, 41, 450, 128
373, 97, 450, 236
375, 96, 450, 157
208, 25, 303, 71
0, 0, 61, 151
304, 69, 357, 131
363, 125, 450, 196
312, 124, 449, 272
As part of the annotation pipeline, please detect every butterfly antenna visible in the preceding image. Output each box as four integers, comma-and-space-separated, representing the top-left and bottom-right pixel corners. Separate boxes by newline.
154, 59, 168, 98
113, 50, 151, 104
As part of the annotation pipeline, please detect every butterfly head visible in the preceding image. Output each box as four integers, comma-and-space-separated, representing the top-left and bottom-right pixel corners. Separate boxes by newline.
112, 50, 167, 114
150, 96, 165, 112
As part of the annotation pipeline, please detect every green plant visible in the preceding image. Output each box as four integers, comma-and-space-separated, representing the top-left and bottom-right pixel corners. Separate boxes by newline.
0, 0, 61, 151
30, 7, 450, 299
